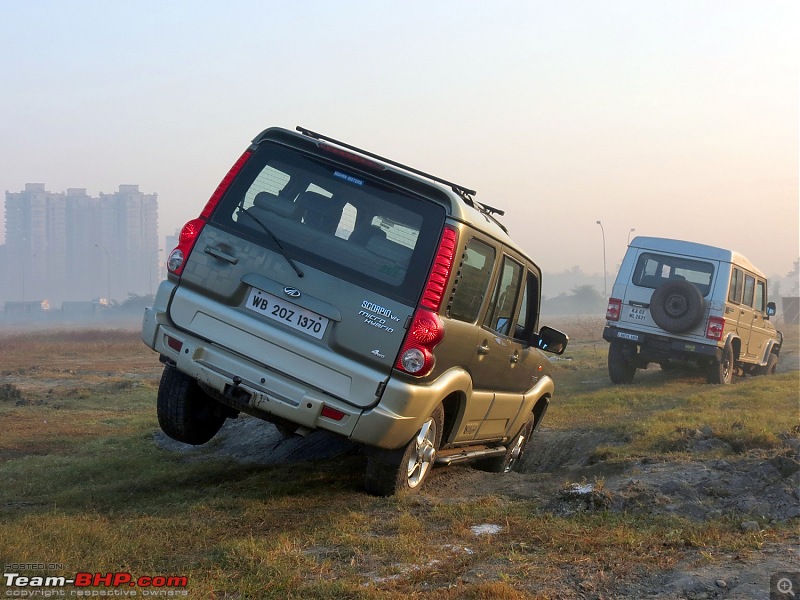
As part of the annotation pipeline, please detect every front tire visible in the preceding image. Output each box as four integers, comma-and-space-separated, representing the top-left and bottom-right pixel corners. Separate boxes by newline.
707, 345, 735, 385
608, 341, 637, 384
763, 353, 778, 376
157, 365, 227, 445
364, 404, 444, 496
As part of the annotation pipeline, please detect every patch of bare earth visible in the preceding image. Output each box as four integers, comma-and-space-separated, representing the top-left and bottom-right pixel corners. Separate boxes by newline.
158, 420, 799, 599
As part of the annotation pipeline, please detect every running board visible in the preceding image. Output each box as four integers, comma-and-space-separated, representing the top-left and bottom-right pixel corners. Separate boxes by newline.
435, 446, 507, 466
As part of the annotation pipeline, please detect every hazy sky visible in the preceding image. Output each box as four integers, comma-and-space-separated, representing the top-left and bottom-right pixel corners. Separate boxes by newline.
1, 0, 797, 279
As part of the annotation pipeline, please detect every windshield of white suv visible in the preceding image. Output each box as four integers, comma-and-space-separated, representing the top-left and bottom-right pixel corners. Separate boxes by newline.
209, 142, 446, 305
632, 253, 714, 296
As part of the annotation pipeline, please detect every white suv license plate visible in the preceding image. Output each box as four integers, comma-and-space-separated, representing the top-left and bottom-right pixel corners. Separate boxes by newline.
246, 288, 329, 340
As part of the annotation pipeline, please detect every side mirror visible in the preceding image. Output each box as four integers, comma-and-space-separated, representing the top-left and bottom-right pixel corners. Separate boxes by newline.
766, 302, 776, 318
532, 326, 569, 355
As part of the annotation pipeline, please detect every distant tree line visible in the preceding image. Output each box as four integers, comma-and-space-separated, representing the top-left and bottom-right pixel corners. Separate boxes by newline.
541, 284, 606, 316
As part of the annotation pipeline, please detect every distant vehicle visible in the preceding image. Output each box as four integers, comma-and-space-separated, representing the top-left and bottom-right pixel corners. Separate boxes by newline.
603, 236, 782, 384
142, 126, 568, 495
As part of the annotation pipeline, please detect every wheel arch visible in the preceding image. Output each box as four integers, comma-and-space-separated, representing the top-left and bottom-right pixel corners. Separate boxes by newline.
725, 334, 742, 362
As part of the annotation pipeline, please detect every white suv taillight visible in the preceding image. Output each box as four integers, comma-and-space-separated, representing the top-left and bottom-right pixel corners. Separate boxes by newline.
395, 227, 458, 377
706, 316, 725, 341
606, 298, 622, 321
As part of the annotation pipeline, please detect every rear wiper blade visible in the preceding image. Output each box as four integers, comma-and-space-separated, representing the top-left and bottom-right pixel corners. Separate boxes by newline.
236, 209, 304, 278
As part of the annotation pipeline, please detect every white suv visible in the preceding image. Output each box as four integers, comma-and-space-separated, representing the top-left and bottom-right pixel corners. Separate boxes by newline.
603, 237, 782, 384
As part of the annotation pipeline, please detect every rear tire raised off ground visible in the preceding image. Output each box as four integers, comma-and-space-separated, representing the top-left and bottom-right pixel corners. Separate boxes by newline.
157, 365, 227, 445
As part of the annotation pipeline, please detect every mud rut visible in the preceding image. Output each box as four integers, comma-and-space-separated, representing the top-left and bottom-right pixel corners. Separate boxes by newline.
157, 417, 799, 599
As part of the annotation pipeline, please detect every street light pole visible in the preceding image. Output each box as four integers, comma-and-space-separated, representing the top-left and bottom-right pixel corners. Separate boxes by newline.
596, 220, 607, 297
95, 243, 111, 303
628, 228, 636, 245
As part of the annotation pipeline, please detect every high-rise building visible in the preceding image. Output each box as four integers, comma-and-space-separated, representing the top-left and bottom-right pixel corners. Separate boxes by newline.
3, 183, 159, 305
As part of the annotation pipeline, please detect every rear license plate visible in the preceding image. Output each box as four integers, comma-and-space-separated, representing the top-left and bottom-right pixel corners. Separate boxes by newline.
628, 307, 647, 321
246, 288, 329, 339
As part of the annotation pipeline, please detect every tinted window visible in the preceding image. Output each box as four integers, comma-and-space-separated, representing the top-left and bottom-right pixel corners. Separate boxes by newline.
514, 271, 540, 341
632, 253, 714, 296
728, 268, 743, 303
449, 238, 495, 323
210, 143, 446, 304
743, 275, 755, 307
755, 280, 766, 312
483, 257, 523, 336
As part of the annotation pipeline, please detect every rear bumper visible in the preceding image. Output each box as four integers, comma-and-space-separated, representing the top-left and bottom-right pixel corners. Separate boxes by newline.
603, 325, 721, 362
141, 282, 469, 450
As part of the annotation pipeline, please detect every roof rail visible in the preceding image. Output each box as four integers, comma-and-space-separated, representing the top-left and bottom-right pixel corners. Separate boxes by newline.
296, 126, 478, 199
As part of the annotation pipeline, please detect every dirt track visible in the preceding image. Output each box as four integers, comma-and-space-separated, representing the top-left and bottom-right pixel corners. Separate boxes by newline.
157, 416, 800, 599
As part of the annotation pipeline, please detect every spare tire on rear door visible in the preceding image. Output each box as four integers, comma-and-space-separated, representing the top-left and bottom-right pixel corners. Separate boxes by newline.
650, 280, 705, 333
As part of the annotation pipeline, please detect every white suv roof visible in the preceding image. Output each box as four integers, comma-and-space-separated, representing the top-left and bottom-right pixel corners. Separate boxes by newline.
629, 236, 765, 279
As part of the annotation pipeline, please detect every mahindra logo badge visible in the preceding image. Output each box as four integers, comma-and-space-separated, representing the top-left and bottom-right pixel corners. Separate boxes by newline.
283, 287, 301, 298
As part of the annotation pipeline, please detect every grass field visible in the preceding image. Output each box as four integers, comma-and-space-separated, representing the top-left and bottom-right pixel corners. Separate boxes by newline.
1, 323, 798, 599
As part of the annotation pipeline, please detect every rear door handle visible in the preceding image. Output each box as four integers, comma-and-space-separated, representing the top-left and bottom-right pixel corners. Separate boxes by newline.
204, 245, 239, 264
477, 343, 490, 355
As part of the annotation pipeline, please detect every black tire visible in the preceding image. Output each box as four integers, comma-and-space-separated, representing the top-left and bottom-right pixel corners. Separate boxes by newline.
157, 365, 227, 445
706, 345, 735, 385
608, 341, 637, 384
763, 353, 778, 376
650, 280, 706, 333
364, 404, 444, 496
473, 414, 536, 473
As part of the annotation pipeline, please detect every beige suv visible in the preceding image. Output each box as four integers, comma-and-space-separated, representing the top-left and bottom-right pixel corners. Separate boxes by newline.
142, 126, 568, 495
603, 236, 782, 384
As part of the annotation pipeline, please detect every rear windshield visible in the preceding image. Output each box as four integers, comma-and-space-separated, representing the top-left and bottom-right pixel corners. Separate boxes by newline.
209, 142, 446, 304
632, 252, 714, 296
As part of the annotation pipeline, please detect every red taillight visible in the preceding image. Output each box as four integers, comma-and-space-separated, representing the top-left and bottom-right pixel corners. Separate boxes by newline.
606, 298, 622, 321
706, 316, 725, 341
420, 227, 458, 311
167, 150, 253, 276
395, 227, 458, 377
167, 218, 205, 276
200, 150, 253, 219
395, 310, 445, 376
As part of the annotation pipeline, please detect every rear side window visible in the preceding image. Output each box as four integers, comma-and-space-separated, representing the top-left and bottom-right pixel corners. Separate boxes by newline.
209, 143, 446, 304
743, 275, 756, 307
449, 238, 495, 323
728, 268, 743, 303
632, 253, 714, 296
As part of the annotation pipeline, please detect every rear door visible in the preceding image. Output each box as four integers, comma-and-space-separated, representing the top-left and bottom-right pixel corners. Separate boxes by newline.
168, 139, 446, 408
620, 251, 716, 335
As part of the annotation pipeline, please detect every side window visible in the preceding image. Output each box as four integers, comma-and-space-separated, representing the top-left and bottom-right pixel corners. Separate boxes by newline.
728, 268, 743, 303
483, 256, 524, 336
754, 280, 766, 312
449, 238, 495, 323
743, 274, 756, 307
514, 271, 540, 341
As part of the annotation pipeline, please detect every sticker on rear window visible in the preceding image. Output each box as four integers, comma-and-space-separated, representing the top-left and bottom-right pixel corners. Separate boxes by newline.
333, 171, 364, 186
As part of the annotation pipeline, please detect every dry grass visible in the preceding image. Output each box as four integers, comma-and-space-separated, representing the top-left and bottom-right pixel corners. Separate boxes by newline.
0, 327, 797, 599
